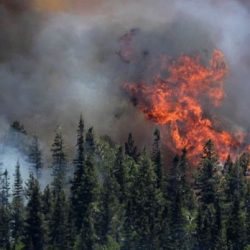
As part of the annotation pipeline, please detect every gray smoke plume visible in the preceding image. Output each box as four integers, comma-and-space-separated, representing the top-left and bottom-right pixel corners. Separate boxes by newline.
0, 0, 249, 159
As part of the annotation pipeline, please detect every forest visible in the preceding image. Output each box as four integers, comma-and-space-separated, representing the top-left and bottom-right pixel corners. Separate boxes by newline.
0, 117, 249, 250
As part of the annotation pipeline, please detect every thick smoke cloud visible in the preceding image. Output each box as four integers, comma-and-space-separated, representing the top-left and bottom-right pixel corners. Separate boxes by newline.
0, 0, 249, 155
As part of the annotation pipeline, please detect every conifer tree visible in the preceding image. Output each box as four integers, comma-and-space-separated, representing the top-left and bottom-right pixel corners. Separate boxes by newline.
70, 116, 85, 230
121, 155, 139, 249
213, 197, 226, 249
125, 151, 162, 249
48, 188, 68, 250
226, 192, 244, 250
0, 169, 11, 249
28, 136, 43, 177
151, 128, 162, 188
76, 155, 99, 249
23, 174, 44, 250
162, 153, 190, 250
125, 133, 139, 161
178, 149, 194, 210
65, 205, 75, 250
51, 129, 67, 192
41, 185, 52, 248
223, 160, 246, 249
196, 140, 219, 205
11, 162, 24, 246
113, 146, 126, 202
49, 129, 69, 249
239, 152, 249, 176
0, 169, 10, 208
196, 140, 220, 249
97, 169, 123, 246
245, 181, 250, 246
86, 127, 95, 155
224, 159, 245, 203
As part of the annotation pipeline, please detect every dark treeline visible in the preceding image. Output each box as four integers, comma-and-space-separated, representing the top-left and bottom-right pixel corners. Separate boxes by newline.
0, 117, 250, 250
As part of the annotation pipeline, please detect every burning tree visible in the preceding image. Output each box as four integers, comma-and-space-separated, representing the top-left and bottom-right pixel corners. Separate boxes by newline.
124, 50, 248, 163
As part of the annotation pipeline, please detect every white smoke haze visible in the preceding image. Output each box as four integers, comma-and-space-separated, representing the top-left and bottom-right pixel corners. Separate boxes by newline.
0, 144, 52, 191
0, 0, 249, 159
0, 117, 52, 188
0, 144, 31, 188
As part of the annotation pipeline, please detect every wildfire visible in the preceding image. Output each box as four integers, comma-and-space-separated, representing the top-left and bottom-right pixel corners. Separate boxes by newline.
124, 50, 246, 162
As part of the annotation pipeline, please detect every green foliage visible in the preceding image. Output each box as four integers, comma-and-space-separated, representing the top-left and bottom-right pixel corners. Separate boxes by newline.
51, 129, 67, 192
86, 127, 95, 155
124, 150, 163, 249
23, 174, 43, 250
1, 122, 250, 249
41, 185, 52, 247
151, 128, 162, 188
70, 116, 86, 230
161, 150, 194, 250
124, 133, 139, 161
0, 168, 11, 249
246, 182, 250, 245
48, 189, 68, 250
11, 162, 24, 246
195, 140, 223, 249
97, 167, 123, 246
96, 236, 120, 250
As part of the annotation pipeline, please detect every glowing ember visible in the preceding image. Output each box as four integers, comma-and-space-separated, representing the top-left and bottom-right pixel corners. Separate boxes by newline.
124, 50, 246, 162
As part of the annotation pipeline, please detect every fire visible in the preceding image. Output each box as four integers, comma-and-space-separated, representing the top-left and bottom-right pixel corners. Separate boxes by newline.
32, 0, 103, 13
124, 50, 246, 162
33, 0, 70, 12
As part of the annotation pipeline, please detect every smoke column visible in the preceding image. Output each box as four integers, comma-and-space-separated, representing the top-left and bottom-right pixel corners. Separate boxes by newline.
0, 0, 249, 155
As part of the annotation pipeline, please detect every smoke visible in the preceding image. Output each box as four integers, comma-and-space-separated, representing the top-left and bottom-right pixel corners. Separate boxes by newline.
0, 117, 51, 188
0, 0, 249, 155
0, 144, 52, 190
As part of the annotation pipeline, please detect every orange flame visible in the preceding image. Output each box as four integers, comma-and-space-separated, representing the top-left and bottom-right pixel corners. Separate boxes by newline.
124, 50, 246, 162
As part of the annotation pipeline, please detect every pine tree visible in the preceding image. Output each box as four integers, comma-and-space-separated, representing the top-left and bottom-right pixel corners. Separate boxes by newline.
213, 197, 226, 249
151, 128, 162, 188
28, 136, 43, 177
245, 182, 250, 246
86, 127, 95, 156
195, 140, 220, 249
75, 155, 99, 250
0, 206, 11, 250
51, 129, 67, 192
49, 129, 69, 249
239, 152, 249, 176
120, 155, 139, 249
224, 159, 245, 203
113, 146, 126, 202
23, 173, 44, 250
161, 153, 191, 250
0, 169, 10, 207
97, 169, 123, 246
125, 133, 139, 161
125, 151, 162, 249
41, 185, 52, 248
0, 169, 11, 249
11, 162, 24, 246
226, 192, 244, 250
223, 160, 246, 249
177, 148, 193, 209
48, 189, 68, 250
196, 140, 218, 205
70, 116, 85, 231
65, 205, 75, 250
